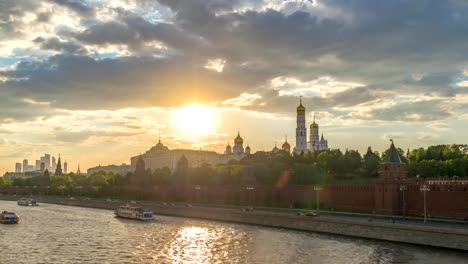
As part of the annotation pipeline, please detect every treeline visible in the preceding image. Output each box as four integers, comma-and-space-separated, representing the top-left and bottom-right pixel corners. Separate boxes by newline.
407, 145, 468, 177
1, 144, 466, 191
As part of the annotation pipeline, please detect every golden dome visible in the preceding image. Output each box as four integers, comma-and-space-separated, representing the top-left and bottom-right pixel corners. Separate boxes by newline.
297, 104, 305, 112
310, 115, 318, 128
296, 96, 305, 112
234, 131, 243, 145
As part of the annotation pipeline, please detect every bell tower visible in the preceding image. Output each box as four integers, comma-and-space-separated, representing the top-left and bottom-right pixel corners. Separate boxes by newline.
295, 96, 307, 153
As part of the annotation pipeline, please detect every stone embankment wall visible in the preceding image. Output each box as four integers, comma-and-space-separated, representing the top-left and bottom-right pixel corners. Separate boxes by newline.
1, 196, 467, 251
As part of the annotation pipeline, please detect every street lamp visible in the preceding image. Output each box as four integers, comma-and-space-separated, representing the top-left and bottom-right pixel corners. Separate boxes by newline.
399, 185, 407, 219
419, 184, 430, 223
313, 186, 322, 211
246, 186, 255, 207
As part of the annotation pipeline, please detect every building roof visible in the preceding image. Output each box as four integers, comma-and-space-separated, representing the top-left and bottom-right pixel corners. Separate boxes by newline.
384, 140, 403, 164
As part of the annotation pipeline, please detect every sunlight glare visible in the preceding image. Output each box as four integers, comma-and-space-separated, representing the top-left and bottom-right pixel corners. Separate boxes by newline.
173, 105, 217, 136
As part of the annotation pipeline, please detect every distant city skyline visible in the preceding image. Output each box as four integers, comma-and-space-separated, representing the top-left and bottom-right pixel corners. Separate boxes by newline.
1, 1, 468, 174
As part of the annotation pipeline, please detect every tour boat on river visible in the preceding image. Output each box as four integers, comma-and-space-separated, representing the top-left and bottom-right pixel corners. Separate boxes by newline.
114, 205, 154, 221
0, 211, 19, 224
17, 198, 39, 206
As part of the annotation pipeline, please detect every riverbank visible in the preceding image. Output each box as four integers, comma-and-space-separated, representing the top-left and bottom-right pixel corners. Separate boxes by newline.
2, 195, 468, 251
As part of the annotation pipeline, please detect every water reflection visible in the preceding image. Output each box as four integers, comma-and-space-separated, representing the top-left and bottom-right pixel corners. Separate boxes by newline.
0, 201, 466, 264
165, 226, 213, 263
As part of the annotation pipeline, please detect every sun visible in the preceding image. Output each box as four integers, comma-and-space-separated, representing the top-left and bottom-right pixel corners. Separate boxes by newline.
173, 104, 217, 136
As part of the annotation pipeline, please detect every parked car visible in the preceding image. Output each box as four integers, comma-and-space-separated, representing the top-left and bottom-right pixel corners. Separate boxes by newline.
295, 211, 305, 216
241, 207, 254, 212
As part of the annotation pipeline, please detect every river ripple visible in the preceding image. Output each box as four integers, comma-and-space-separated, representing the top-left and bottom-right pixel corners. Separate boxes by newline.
0, 201, 466, 264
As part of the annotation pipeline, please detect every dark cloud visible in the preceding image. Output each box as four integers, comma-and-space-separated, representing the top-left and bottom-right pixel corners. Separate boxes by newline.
33, 36, 87, 54
1, 0, 468, 123
49, 0, 95, 18
1, 54, 263, 110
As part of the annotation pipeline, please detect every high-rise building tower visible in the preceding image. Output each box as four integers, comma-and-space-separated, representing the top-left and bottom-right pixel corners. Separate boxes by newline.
15, 163, 22, 173
295, 97, 307, 153
22, 159, 28, 172
64, 161, 68, 174
52, 156, 57, 171
55, 155, 63, 176
44, 154, 51, 170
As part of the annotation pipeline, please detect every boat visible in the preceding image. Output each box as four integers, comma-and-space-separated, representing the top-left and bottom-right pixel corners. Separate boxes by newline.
17, 198, 39, 206
0, 211, 19, 224
114, 205, 154, 221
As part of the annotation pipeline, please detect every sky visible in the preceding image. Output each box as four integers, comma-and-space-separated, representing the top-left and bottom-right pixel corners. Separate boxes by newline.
1, 0, 468, 174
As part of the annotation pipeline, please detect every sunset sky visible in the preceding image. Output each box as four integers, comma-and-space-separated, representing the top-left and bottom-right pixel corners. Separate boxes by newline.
1, 0, 468, 174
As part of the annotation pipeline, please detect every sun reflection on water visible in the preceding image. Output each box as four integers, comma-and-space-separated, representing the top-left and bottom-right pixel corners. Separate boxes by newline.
164, 226, 216, 263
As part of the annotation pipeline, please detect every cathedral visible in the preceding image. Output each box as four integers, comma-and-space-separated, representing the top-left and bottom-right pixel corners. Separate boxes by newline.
295, 97, 329, 153
224, 130, 250, 158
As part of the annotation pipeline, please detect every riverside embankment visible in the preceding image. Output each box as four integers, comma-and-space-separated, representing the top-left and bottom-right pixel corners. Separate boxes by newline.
2, 195, 467, 251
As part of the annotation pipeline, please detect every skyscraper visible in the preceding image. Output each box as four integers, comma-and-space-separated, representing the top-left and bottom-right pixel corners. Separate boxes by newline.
44, 154, 51, 170
52, 156, 56, 171
15, 163, 22, 173
23, 159, 28, 172
64, 161, 68, 174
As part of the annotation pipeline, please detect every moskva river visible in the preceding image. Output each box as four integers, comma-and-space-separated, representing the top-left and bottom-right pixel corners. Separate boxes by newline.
0, 201, 466, 264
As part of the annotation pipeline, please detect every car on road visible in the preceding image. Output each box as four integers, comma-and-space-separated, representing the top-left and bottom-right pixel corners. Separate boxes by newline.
241, 207, 254, 212
305, 211, 319, 217
295, 211, 305, 216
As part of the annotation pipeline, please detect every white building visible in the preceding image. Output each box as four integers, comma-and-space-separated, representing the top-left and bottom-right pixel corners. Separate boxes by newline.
294, 97, 329, 153
295, 97, 308, 153
308, 116, 329, 151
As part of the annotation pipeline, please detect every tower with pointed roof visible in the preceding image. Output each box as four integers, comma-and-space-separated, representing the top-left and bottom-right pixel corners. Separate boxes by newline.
378, 139, 408, 180
295, 96, 307, 153
55, 155, 63, 176
374, 140, 408, 215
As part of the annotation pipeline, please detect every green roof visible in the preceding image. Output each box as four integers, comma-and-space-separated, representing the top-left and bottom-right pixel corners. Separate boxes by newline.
384, 141, 403, 164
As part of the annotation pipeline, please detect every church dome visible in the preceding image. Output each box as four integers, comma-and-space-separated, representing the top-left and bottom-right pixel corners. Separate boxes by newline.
297, 96, 305, 112
282, 141, 290, 150
234, 132, 243, 145
225, 143, 232, 153
310, 122, 319, 129
245, 145, 251, 154
297, 103, 305, 112
148, 139, 169, 153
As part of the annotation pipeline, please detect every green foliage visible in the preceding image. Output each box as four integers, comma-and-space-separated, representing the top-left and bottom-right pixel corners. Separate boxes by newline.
407, 145, 467, 177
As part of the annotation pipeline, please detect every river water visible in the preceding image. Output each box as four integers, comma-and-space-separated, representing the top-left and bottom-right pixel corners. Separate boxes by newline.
0, 201, 466, 264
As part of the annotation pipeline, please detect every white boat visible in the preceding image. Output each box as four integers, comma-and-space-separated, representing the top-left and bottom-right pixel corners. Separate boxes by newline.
17, 198, 39, 206
114, 205, 154, 221
0, 211, 19, 224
